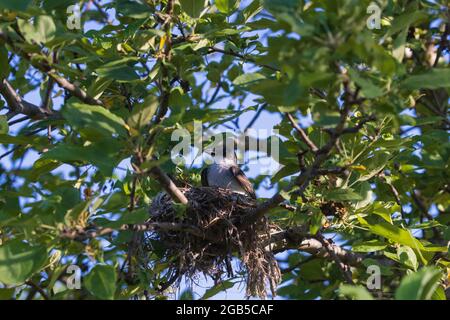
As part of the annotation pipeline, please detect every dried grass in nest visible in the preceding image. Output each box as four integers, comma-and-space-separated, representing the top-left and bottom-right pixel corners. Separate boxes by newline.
145, 186, 281, 299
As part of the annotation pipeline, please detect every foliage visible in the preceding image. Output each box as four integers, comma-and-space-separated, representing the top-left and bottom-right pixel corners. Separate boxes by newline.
0, 0, 449, 300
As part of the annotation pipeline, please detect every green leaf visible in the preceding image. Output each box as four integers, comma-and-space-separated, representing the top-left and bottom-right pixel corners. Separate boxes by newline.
358, 216, 427, 264
348, 69, 383, 99
87, 77, 114, 100
309, 210, 324, 235
27, 158, 60, 180
0, 115, 8, 134
96, 59, 140, 82
392, 28, 408, 62
401, 69, 450, 90
0, 240, 47, 285
62, 102, 128, 140
387, 11, 428, 36
444, 227, 450, 241
251, 79, 305, 106
431, 286, 446, 300
395, 267, 442, 300
215, 0, 239, 15
323, 188, 363, 201
18, 16, 56, 44
352, 240, 387, 253
358, 152, 391, 182
263, 0, 298, 15
41, 141, 121, 176
84, 264, 117, 300
339, 285, 374, 300
0, 134, 48, 146
232, 72, 266, 86
104, 208, 149, 228
311, 101, 341, 128
180, 289, 194, 300
242, 0, 263, 22
0, 287, 15, 300
297, 259, 327, 281
202, 280, 234, 299
271, 163, 299, 183
180, 0, 206, 18
354, 181, 373, 209
397, 246, 418, 271
42, 0, 77, 10
127, 95, 158, 132
0, 0, 31, 11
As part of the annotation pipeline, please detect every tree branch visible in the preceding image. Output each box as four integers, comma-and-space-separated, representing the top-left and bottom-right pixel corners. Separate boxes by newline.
315, 233, 354, 284
208, 47, 279, 72
286, 112, 319, 152
25, 281, 49, 300
61, 221, 202, 241
244, 103, 267, 132
149, 166, 189, 205
49, 72, 103, 106
0, 32, 103, 106
433, 23, 449, 67
267, 226, 363, 267
0, 79, 60, 120
240, 87, 357, 225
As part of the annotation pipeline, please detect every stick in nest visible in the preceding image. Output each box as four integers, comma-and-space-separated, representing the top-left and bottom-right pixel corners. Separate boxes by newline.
144, 186, 281, 299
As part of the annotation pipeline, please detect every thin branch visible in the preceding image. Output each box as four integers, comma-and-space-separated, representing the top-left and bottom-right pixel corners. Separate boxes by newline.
0, 32, 103, 106
433, 23, 449, 67
0, 147, 17, 161
316, 167, 347, 175
0, 79, 60, 120
378, 172, 405, 219
315, 234, 354, 284
411, 190, 433, 221
206, 80, 222, 106
49, 72, 103, 106
25, 281, 49, 300
411, 189, 441, 240
208, 47, 279, 72
92, 0, 111, 24
61, 221, 203, 241
0, 126, 57, 160
286, 113, 318, 152
267, 226, 364, 267
341, 115, 376, 134
243, 103, 267, 133
240, 87, 356, 225
149, 166, 189, 205
8, 115, 29, 126
42, 77, 55, 111
128, 175, 138, 212
153, 0, 175, 124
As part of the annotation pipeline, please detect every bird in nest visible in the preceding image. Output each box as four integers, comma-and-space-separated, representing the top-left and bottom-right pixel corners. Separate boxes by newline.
201, 141, 256, 199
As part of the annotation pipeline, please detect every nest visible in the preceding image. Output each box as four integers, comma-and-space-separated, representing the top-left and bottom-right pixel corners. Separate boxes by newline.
144, 186, 281, 299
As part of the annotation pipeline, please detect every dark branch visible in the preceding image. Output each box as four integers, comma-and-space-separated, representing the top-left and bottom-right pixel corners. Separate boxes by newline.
208, 47, 279, 72
149, 166, 189, 205
286, 112, 319, 152
0, 79, 60, 120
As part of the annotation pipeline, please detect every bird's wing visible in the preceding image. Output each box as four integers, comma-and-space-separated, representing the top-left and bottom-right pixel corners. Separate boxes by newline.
230, 166, 256, 199
201, 167, 209, 186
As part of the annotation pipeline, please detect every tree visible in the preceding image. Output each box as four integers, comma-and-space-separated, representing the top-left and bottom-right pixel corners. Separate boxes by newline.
0, 0, 449, 300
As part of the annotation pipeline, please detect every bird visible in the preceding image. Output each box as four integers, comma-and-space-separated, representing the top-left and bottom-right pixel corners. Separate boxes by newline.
201, 141, 256, 199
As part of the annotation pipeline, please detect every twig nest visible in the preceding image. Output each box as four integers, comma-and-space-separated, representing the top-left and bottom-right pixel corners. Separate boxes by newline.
146, 186, 281, 299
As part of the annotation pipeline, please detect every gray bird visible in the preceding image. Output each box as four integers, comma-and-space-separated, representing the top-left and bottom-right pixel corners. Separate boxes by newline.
201, 143, 256, 199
